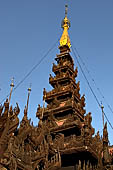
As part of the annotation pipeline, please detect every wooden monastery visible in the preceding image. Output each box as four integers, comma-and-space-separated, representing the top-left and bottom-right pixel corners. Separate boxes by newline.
0, 5, 113, 170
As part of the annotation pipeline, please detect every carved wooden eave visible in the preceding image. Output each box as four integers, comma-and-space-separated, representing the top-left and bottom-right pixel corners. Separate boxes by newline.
50, 120, 82, 133
43, 102, 85, 120
45, 90, 72, 102
60, 146, 98, 160
61, 135, 100, 157
56, 51, 72, 60
44, 84, 80, 102
52, 63, 74, 75
49, 73, 76, 87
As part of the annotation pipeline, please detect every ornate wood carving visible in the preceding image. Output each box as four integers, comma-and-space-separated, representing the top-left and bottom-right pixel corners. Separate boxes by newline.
0, 33, 113, 170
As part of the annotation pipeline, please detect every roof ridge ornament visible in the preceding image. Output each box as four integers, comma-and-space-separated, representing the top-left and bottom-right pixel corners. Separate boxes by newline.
60, 5, 71, 49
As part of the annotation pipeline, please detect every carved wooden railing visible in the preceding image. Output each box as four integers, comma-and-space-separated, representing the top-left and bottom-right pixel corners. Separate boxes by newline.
64, 135, 84, 149
74, 160, 99, 170
46, 152, 61, 170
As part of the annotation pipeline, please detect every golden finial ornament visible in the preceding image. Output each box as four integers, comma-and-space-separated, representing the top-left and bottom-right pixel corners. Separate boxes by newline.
60, 5, 71, 48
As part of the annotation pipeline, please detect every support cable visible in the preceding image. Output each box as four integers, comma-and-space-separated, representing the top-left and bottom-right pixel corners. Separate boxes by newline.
72, 46, 101, 108
71, 46, 113, 130
72, 43, 113, 115
104, 113, 113, 130
0, 39, 59, 104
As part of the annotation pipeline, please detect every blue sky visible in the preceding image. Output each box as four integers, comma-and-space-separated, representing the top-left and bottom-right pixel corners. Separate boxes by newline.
0, 0, 113, 144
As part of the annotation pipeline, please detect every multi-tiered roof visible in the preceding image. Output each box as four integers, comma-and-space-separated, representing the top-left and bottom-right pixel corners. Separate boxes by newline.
0, 5, 113, 170
36, 5, 105, 169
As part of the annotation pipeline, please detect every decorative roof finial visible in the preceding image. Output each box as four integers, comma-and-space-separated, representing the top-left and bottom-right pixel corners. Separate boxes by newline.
9, 77, 14, 104
26, 84, 32, 113
24, 84, 31, 120
59, 5, 71, 49
41, 88, 46, 119
101, 102, 104, 129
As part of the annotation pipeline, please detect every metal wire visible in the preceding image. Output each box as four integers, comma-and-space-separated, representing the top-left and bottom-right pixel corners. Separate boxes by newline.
71, 46, 113, 130
0, 39, 59, 104
72, 43, 113, 115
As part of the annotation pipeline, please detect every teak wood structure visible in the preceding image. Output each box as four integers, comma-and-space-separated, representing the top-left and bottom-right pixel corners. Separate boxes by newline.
0, 5, 113, 170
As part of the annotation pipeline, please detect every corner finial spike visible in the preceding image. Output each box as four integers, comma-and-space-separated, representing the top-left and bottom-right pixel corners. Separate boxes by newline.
26, 84, 32, 112
101, 101, 104, 130
9, 77, 14, 104
10, 77, 14, 88
28, 83, 32, 94
24, 84, 31, 120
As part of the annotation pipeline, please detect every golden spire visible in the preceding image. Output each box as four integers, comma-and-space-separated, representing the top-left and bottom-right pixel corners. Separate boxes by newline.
60, 5, 71, 48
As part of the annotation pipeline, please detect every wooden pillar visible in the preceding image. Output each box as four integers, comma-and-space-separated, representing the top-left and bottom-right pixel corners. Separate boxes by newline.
78, 160, 82, 170
86, 162, 89, 170
89, 163, 92, 170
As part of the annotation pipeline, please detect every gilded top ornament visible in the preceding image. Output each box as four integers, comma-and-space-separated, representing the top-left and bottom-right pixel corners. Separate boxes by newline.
60, 5, 71, 48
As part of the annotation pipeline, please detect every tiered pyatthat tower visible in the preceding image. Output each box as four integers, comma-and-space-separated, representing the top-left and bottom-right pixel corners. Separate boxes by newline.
36, 5, 104, 170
